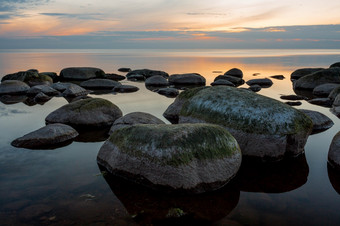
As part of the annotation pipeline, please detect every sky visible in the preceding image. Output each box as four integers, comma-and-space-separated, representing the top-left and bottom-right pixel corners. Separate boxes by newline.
0, 0, 339, 48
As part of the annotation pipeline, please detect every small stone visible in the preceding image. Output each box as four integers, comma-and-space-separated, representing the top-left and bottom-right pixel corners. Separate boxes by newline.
210, 79, 235, 87
169, 73, 206, 85
145, 75, 169, 86
308, 98, 332, 107
80, 79, 121, 89
105, 73, 125, 81
280, 95, 307, 101
113, 84, 139, 93
156, 88, 179, 97
224, 68, 243, 78
285, 101, 302, 106
248, 84, 261, 92
270, 75, 285, 80
118, 68, 131, 72
300, 109, 334, 134
246, 78, 273, 87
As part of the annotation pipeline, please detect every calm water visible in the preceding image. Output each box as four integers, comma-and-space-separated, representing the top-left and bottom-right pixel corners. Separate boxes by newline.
0, 49, 340, 225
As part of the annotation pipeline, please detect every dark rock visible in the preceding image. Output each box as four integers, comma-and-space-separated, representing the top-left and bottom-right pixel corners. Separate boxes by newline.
214, 75, 244, 86
270, 75, 285, 80
105, 73, 125, 81
330, 62, 340, 68
59, 83, 90, 97
27, 85, 59, 96
285, 101, 302, 106
109, 112, 165, 135
11, 123, 78, 149
80, 79, 121, 90
126, 69, 169, 81
145, 75, 169, 87
246, 78, 273, 87
1, 71, 53, 86
156, 88, 179, 98
313, 83, 340, 97
118, 68, 131, 72
293, 68, 340, 90
59, 67, 105, 81
331, 106, 340, 118
113, 84, 139, 93
308, 98, 333, 107
0, 95, 27, 104
329, 86, 340, 101
328, 131, 340, 170
224, 68, 243, 78
290, 68, 324, 81
27, 69, 39, 73
0, 80, 30, 95
248, 84, 261, 92
164, 86, 313, 161
169, 73, 206, 85
97, 123, 242, 193
40, 72, 59, 83
280, 94, 307, 101
34, 92, 52, 103
45, 98, 122, 128
333, 93, 340, 107
210, 79, 235, 87
299, 109, 334, 134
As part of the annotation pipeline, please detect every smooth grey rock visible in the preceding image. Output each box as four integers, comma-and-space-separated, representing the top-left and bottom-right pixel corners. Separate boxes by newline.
27, 85, 59, 96
97, 123, 242, 193
308, 98, 332, 107
246, 78, 273, 87
62, 83, 90, 97
11, 123, 78, 149
105, 73, 125, 81
313, 83, 340, 97
109, 112, 165, 135
169, 73, 206, 85
210, 79, 235, 87
59, 67, 105, 81
156, 88, 179, 98
1, 71, 53, 86
113, 84, 139, 93
290, 68, 324, 81
164, 86, 313, 161
293, 68, 340, 90
329, 86, 340, 101
300, 109, 334, 134
224, 68, 243, 78
80, 79, 121, 89
126, 69, 169, 81
214, 75, 244, 86
330, 62, 340, 68
45, 98, 122, 128
34, 92, 52, 103
0, 80, 30, 95
328, 131, 340, 170
145, 75, 169, 86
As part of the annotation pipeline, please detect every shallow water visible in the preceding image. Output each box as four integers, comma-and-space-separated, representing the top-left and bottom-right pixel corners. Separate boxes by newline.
0, 49, 340, 225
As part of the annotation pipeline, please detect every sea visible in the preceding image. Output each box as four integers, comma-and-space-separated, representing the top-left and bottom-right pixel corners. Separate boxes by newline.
0, 49, 340, 225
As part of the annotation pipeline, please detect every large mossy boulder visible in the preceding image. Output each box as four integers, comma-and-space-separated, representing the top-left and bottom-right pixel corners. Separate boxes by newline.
0, 80, 30, 95
97, 123, 242, 193
45, 98, 122, 128
59, 67, 105, 81
163, 86, 313, 161
293, 68, 340, 90
328, 131, 340, 170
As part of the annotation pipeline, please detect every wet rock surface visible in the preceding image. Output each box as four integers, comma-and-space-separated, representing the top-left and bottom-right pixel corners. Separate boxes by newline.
59, 67, 105, 81
293, 68, 340, 90
299, 109, 334, 134
80, 79, 121, 89
169, 73, 206, 85
224, 68, 243, 78
328, 131, 340, 170
0, 80, 30, 95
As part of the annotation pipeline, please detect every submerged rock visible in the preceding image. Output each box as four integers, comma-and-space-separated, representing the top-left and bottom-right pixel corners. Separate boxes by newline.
0, 80, 30, 95
11, 123, 78, 149
285, 101, 302, 106
328, 131, 340, 170
293, 68, 340, 90
109, 112, 165, 134
164, 86, 313, 161
80, 79, 121, 89
299, 109, 334, 134
224, 68, 243, 78
290, 68, 324, 81
45, 98, 122, 128
59, 67, 105, 81
97, 123, 242, 193
169, 73, 206, 85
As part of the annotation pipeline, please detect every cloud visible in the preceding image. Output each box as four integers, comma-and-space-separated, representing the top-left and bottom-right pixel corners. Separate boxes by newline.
39, 12, 107, 21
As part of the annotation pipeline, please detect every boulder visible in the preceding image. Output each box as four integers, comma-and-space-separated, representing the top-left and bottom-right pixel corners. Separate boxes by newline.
118, 68, 131, 72
163, 86, 313, 161
156, 88, 179, 98
97, 123, 242, 193
246, 78, 273, 87
45, 98, 122, 128
34, 92, 52, 103
109, 112, 165, 134
214, 75, 244, 86
248, 85, 261, 92
330, 62, 340, 68
39, 72, 59, 83
0, 80, 30, 95
328, 131, 340, 170
313, 83, 340, 97
59, 67, 105, 81
60, 83, 90, 97
1, 71, 53, 86
126, 69, 169, 81
308, 98, 332, 107
11, 123, 78, 149
293, 68, 340, 90
290, 68, 324, 81
329, 86, 340, 101
331, 106, 340, 118
333, 94, 340, 107
145, 76, 169, 87
169, 73, 206, 85
299, 109, 334, 134
113, 84, 139, 93
224, 68, 243, 78
27, 85, 59, 96
105, 73, 125, 81
80, 79, 121, 89
210, 79, 235, 87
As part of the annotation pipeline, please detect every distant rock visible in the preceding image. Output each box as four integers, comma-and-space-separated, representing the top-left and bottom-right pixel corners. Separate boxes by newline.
39, 72, 59, 83
285, 101, 302, 106
308, 98, 332, 107
270, 75, 285, 80
280, 95, 306, 100
330, 62, 340, 68
27, 85, 59, 96
62, 83, 90, 97
34, 92, 52, 103
290, 68, 324, 81
224, 68, 243, 78
145, 75, 169, 87
328, 131, 340, 170
109, 112, 165, 135
210, 79, 235, 87
313, 83, 340, 97
169, 73, 206, 85
98, 123, 242, 193
11, 123, 78, 149
214, 75, 244, 86
113, 84, 139, 93
59, 67, 105, 81
118, 68, 131, 72
0, 80, 30, 95
293, 68, 340, 90
126, 69, 169, 81
80, 79, 121, 89
45, 98, 122, 128
156, 88, 179, 97
300, 109, 334, 134
246, 78, 273, 87
248, 85, 262, 92
105, 73, 125, 81
1, 71, 53, 86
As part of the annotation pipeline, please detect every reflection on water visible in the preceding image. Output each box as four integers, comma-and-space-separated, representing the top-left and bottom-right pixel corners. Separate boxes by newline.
328, 164, 340, 195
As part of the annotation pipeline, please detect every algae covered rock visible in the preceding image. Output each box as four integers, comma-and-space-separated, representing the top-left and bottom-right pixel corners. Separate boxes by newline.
45, 98, 122, 128
97, 123, 242, 193
164, 86, 313, 160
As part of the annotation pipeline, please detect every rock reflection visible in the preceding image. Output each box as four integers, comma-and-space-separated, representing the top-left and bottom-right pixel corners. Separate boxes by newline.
235, 154, 309, 193
328, 163, 340, 195
74, 127, 110, 142
99, 165, 240, 225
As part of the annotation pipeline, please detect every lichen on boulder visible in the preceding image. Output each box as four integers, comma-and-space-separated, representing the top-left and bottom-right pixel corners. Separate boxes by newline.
97, 123, 242, 193
164, 86, 313, 161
